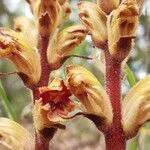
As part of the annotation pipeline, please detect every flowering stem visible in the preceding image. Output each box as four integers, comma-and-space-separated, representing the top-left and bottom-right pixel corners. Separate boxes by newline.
104, 49, 126, 150
33, 35, 51, 150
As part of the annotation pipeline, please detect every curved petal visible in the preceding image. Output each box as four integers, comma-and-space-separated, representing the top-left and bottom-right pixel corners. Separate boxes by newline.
0, 117, 34, 150
78, 1, 107, 49
107, 0, 139, 61
47, 25, 87, 70
0, 28, 41, 86
122, 75, 150, 137
66, 65, 113, 126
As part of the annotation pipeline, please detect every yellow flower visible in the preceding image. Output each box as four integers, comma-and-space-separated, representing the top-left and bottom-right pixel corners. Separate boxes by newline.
107, 0, 139, 61
0, 28, 41, 86
47, 25, 87, 70
66, 65, 113, 127
0, 117, 34, 150
122, 75, 150, 137
78, 1, 107, 49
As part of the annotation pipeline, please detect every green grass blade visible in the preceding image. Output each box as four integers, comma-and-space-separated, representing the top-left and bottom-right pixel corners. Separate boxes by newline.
0, 82, 17, 121
126, 64, 138, 150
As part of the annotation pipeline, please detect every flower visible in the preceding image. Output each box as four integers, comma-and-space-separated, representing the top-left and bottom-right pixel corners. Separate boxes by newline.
122, 75, 150, 138
0, 28, 41, 86
78, 1, 107, 49
66, 65, 113, 127
47, 25, 87, 70
34, 78, 75, 131
0, 117, 34, 150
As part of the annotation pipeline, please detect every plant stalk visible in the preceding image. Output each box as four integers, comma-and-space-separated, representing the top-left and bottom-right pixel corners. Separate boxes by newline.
104, 49, 126, 150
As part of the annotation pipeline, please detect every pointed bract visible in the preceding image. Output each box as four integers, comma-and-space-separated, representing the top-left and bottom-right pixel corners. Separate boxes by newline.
122, 75, 150, 137
66, 65, 113, 126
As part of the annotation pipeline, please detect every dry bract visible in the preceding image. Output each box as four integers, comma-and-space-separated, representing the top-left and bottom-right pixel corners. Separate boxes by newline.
0, 117, 34, 150
107, 0, 139, 61
47, 25, 87, 70
122, 76, 150, 137
66, 65, 113, 126
0, 28, 41, 86
78, 1, 107, 49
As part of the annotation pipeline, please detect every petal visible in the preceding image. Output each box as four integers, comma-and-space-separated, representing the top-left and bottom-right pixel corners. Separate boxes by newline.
0, 28, 41, 86
107, 0, 139, 61
78, 1, 107, 49
0, 117, 34, 150
47, 25, 87, 70
122, 75, 150, 137
66, 65, 113, 126
34, 0, 62, 37
97, 0, 120, 15
14, 16, 37, 48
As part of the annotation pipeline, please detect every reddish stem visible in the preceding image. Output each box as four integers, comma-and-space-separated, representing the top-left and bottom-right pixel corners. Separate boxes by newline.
104, 49, 126, 150
32, 35, 51, 150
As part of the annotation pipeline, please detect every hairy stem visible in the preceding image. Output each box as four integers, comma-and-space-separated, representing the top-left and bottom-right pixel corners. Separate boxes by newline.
33, 35, 51, 150
104, 49, 126, 150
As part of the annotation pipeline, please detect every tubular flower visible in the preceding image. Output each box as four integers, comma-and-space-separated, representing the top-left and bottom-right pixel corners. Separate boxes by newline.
34, 78, 75, 132
107, 0, 139, 61
0, 28, 41, 86
122, 76, 150, 138
47, 25, 87, 70
34, 0, 62, 37
66, 65, 113, 127
97, 0, 120, 15
0, 117, 34, 150
14, 16, 37, 48
78, 1, 107, 49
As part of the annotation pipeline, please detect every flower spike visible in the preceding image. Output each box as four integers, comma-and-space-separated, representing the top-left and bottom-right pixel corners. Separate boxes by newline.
78, 1, 107, 49
122, 75, 150, 137
0, 28, 41, 86
66, 65, 113, 127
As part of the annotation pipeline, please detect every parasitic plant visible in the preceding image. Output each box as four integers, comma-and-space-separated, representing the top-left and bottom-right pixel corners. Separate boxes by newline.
0, 0, 149, 150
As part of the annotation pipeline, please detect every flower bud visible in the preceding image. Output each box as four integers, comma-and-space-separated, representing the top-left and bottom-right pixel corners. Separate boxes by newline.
107, 1, 139, 61
0, 117, 34, 150
34, 0, 62, 37
78, 1, 107, 49
122, 75, 150, 138
97, 0, 120, 15
47, 25, 87, 70
66, 65, 113, 126
0, 28, 41, 86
